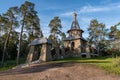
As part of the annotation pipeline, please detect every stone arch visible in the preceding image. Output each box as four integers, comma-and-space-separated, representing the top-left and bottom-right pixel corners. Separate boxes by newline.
26, 37, 52, 63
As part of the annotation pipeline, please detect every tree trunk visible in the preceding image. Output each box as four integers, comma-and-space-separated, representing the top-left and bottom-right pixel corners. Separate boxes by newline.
1, 26, 12, 66
17, 20, 24, 65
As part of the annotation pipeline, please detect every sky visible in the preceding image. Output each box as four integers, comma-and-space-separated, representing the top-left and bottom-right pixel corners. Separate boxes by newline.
0, 0, 120, 38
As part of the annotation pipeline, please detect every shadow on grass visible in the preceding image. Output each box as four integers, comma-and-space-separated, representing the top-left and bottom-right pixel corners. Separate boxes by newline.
0, 62, 76, 76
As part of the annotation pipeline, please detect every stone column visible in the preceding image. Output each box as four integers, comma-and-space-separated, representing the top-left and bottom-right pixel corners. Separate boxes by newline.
26, 46, 35, 63
77, 48, 82, 57
39, 44, 52, 62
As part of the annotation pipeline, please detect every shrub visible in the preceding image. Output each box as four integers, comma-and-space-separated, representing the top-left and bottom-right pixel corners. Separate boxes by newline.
112, 57, 120, 67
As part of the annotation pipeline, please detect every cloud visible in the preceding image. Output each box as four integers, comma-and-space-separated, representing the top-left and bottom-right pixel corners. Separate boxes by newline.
60, 3, 120, 17
79, 5, 109, 13
118, 5, 120, 8
79, 3, 120, 13
60, 12, 73, 17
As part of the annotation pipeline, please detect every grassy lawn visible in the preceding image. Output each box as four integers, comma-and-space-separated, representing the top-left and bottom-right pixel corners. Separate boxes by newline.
0, 56, 120, 75
55, 57, 120, 75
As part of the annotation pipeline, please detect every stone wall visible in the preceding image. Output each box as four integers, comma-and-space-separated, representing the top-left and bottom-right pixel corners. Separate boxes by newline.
26, 46, 36, 63
39, 44, 52, 62
73, 39, 81, 57
63, 39, 82, 57
74, 39, 81, 49
64, 41, 70, 48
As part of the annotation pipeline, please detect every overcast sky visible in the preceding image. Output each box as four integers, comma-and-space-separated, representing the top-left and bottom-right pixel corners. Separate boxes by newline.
0, 0, 120, 38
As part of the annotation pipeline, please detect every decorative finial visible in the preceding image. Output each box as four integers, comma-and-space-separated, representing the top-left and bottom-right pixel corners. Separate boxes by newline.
72, 11, 77, 21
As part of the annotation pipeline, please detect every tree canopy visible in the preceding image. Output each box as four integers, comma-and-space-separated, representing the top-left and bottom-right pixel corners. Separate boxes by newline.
0, 1, 42, 66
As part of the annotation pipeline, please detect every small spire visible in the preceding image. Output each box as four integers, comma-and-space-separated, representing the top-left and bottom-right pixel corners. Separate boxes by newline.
72, 12, 77, 21
70, 12, 80, 30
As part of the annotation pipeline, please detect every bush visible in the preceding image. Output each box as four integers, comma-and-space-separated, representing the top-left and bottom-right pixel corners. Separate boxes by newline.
112, 51, 120, 58
112, 57, 120, 67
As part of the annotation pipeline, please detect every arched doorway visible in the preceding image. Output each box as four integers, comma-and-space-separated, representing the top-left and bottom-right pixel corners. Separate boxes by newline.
71, 42, 75, 50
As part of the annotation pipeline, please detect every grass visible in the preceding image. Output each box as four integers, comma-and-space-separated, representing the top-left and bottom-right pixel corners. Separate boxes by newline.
0, 58, 26, 71
0, 60, 17, 71
97, 57, 120, 75
55, 57, 120, 75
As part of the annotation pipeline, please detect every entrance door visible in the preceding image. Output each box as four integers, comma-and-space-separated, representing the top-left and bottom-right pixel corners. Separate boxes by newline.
71, 42, 75, 50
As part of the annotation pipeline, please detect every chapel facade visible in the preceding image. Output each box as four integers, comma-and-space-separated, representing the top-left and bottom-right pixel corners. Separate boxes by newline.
63, 12, 87, 57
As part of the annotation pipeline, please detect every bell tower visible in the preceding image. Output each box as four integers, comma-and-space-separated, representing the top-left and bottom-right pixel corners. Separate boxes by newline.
63, 12, 87, 57
67, 12, 84, 37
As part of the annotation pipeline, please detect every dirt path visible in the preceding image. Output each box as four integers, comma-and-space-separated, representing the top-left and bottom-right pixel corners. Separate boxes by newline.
0, 62, 120, 80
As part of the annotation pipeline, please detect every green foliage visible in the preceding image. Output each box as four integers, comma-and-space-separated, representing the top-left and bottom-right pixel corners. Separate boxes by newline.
0, 42, 3, 59
112, 51, 120, 58
16, 1, 42, 64
20, 1, 42, 41
0, 7, 19, 66
48, 16, 63, 47
20, 40, 29, 57
0, 1, 42, 65
109, 22, 120, 40
88, 19, 108, 55
109, 25, 119, 39
7, 41, 18, 60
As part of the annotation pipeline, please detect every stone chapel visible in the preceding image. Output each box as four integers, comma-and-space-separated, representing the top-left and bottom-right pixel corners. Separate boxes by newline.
63, 12, 87, 57
26, 12, 89, 63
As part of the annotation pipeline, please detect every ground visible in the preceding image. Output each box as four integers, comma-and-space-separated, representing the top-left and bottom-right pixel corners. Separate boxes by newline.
0, 62, 120, 80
